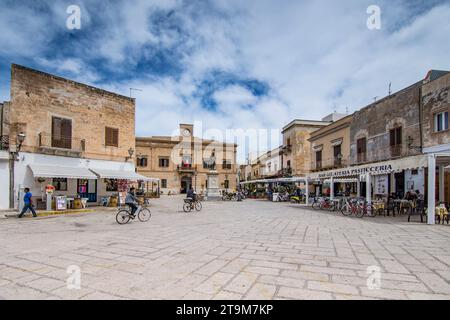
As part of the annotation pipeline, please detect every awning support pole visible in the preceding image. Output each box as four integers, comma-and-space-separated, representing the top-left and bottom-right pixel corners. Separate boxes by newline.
357, 178, 361, 198
428, 155, 436, 225
305, 179, 309, 205
330, 177, 334, 201
439, 165, 445, 203
366, 173, 372, 204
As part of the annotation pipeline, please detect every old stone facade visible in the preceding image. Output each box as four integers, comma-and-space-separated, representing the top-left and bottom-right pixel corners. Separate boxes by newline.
349, 82, 423, 166
1, 64, 139, 209
8, 64, 135, 162
422, 71, 450, 149
422, 71, 450, 203
281, 119, 330, 176
309, 114, 352, 172
136, 124, 238, 194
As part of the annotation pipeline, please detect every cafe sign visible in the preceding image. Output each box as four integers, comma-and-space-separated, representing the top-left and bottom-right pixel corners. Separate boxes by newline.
317, 164, 393, 179
312, 155, 428, 180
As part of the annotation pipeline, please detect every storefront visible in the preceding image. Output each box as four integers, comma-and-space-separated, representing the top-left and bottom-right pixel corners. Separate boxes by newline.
13, 152, 158, 210
308, 155, 428, 202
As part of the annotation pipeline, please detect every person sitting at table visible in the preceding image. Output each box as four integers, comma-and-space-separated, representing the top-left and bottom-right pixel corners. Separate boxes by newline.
416, 190, 424, 201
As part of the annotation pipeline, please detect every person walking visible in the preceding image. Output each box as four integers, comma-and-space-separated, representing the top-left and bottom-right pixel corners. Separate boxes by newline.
18, 188, 37, 218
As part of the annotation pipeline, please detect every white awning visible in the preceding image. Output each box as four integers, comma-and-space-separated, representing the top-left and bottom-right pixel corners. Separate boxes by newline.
29, 164, 97, 179
240, 177, 308, 185
89, 168, 159, 182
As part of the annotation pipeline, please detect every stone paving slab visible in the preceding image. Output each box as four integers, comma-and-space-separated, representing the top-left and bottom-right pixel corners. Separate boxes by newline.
1, 195, 450, 300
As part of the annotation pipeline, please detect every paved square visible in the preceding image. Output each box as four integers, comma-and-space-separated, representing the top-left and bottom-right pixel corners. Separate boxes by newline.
1, 196, 450, 300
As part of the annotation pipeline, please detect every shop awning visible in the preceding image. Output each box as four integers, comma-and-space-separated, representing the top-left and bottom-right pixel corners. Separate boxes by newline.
240, 177, 308, 185
29, 164, 97, 179
89, 168, 159, 181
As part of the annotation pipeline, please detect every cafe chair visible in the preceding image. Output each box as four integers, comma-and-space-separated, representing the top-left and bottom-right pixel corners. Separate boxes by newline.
408, 199, 426, 223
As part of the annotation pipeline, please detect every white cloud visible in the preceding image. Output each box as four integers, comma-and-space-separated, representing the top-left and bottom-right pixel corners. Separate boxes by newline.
1, 0, 449, 162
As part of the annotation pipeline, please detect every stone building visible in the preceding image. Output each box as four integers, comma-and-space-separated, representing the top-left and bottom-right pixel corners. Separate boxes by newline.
421, 70, 450, 204
1, 64, 152, 210
281, 119, 330, 177
308, 114, 354, 196
136, 124, 238, 195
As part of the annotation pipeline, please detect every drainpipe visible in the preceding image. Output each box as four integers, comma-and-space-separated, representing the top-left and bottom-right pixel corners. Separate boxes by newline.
418, 85, 424, 152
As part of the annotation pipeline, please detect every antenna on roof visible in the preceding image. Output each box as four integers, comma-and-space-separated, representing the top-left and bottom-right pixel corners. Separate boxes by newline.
346, 107, 349, 114
388, 82, 392, 96
373, 96, 378, 102
129, 88, 142, 98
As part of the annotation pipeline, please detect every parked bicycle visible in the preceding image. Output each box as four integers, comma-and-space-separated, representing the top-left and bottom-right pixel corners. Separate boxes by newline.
340, 198, 374, 218
183, 198, 202, 213
116, 205, 151, 224
312, 197, 336, 211
222, 192, 237, 201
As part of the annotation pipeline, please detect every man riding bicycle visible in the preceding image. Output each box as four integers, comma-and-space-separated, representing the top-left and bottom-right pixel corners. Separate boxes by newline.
186, 187, 197, 202
125, 187, 139, 217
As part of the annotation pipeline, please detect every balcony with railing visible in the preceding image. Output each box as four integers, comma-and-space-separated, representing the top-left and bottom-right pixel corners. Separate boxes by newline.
177, 163, 197, 173
311, 157, 349, 171
38, 132, 85, 156
0, 135, 9, 151
390, 144, 402, 158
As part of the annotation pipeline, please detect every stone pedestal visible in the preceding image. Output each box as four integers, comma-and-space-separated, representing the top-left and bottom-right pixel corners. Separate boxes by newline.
206, 171, 221, 201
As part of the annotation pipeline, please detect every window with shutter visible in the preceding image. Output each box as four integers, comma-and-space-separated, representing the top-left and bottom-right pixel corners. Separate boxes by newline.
105, 127, 119, 147
52, 117, 72, 149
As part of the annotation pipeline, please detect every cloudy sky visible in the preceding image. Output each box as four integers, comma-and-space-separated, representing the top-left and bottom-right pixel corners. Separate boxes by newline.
0, 0, 449, 162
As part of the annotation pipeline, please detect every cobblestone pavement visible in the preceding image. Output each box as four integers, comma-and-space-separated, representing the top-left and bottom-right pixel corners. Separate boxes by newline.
1, 196, 449, 300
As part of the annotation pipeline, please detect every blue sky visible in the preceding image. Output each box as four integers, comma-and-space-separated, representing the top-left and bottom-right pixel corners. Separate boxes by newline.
1, 0, 449, 161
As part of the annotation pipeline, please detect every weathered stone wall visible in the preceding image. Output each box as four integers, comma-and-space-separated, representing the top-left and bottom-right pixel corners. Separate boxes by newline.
9, 64, 135, 162
349, 83, 422, 164
136, 135, 238, 194
422, 73, 450, 148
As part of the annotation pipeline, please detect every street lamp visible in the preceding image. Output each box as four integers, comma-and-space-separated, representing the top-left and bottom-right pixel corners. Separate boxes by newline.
126, 147, 134, 162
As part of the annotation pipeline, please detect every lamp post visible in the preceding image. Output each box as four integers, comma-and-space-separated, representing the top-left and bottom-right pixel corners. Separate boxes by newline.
9, 132, 26, 209
126, 147, 134, 162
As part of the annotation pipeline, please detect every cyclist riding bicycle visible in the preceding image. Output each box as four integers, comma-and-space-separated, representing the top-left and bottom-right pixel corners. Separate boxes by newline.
186, 188, 197, 202
125, 187, 139, 217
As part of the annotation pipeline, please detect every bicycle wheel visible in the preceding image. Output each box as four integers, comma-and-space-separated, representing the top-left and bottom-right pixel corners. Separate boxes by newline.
341, 203, 352, 216
312, 202, 321, 210
116, 210, 131, 224
365, 205, 375, 217
138, 208, 151, 222
355, 206, 365, 218
183, 203, 192, 213
328, 202, 336, 212
195, 201, 202, 211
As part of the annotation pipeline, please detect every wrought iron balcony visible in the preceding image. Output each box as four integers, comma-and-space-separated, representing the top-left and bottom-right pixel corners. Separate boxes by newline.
311, 157, 349, 171
38, 132, 85, 155
177, 163, 197, 173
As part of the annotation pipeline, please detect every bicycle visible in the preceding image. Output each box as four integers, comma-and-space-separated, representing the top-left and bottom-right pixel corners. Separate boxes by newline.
116, 205, 151, 224
222, 192, 237, 201
312, 197, 336, 211
341, 199, 374, 218
183, 198, 202, 213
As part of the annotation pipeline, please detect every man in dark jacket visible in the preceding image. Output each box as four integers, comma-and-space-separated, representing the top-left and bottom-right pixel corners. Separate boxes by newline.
125, 187, 139, 216
18, 188, 37, 218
